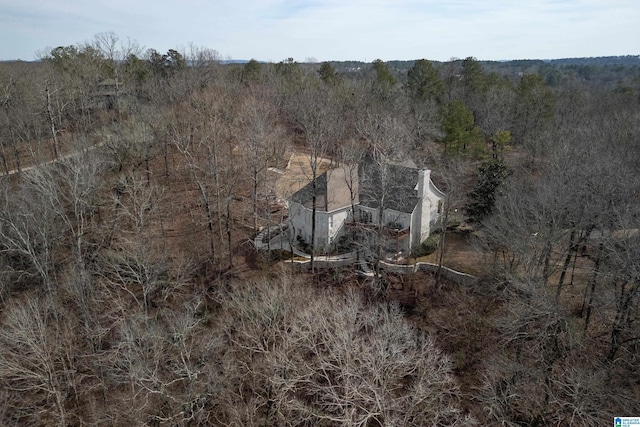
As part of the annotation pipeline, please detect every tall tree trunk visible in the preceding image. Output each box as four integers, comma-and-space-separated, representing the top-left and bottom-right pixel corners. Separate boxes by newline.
582, 242, 603, 335
45, 83, 59, 159
310, 181, 317, 273
556, 229, 577, 302
607, 279, 639, 361
252, 166, 259, 233
226, 195, 233, 269
436, 199, 449, 286
204, 195, 216, 260
211, 140, 225, 248
542, 239, 552, 286
1, 133, 11, 175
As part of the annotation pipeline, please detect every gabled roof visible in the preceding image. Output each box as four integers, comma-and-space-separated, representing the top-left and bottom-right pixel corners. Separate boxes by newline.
274, 153, 333, 201
291, 165, 358, 212
357, 157, 420, 213
291, 157, 425, 214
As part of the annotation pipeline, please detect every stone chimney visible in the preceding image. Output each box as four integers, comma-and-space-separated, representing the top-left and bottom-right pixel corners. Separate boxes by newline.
417, 169, 431, 199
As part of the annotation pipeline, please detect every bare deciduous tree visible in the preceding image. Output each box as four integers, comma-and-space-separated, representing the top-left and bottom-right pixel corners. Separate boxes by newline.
238, 90, 286, 234
0, 296, 75, 426
0, 174, 63, 295
99, 173, 168, 313
285, 82, 344, 270
107, 299, 220, 425
215, 276, 475, 426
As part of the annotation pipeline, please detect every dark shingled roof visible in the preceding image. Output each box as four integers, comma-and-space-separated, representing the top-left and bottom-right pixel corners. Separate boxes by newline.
291, 173, 328, 210
357, 157, 420, 213
291, 157, 420, 214
290, 165, 358, 212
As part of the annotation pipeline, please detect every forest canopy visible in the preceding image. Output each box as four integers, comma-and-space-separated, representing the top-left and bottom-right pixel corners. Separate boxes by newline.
0, 33, 639, 425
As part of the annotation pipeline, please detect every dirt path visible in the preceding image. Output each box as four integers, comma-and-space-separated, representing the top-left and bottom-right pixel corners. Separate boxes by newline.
2, 137, 103, 177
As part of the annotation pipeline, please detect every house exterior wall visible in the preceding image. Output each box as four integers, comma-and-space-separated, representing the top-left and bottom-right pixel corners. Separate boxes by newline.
382, 208, 411, 229
420, 196, 433, 242
410, 204, 421, 250
427, 180, 445, 230
357, 205, 379, 225
288, 167, 445, 255
314, 210, 330, 249
408, 169, 445, 248
288, 201, 351, 251
420, 171, 432, 242
289, 201, 311, 243
329, 209, 350, 242
414, 170, 445, 243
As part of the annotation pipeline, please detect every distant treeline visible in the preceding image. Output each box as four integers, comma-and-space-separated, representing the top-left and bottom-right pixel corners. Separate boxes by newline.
323, 55, 640, 89
328, 55, 640, 69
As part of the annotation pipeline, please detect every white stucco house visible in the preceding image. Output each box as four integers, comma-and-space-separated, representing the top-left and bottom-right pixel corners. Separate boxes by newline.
287, 157, 445, 254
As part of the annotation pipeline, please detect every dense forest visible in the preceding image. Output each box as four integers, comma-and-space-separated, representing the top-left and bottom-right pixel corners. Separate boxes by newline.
0, 32, 639, 425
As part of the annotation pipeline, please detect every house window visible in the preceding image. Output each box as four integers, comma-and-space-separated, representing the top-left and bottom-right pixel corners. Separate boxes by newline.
360, 210, 372, 224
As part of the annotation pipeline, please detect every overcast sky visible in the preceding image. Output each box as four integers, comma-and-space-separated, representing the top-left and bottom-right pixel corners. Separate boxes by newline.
1, 0, 638, 62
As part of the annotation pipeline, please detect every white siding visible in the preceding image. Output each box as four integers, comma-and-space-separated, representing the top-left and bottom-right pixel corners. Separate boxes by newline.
289, 202, 311, 242
289, 167, 445, 254
329, 209, 350, 241
383, 208, 410, 229
410, 205, 421, 249
357, 206, 379, 225
289, 202, 351, 251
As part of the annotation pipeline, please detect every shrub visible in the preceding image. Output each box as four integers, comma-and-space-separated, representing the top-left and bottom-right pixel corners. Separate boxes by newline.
413, 232, 440, 257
